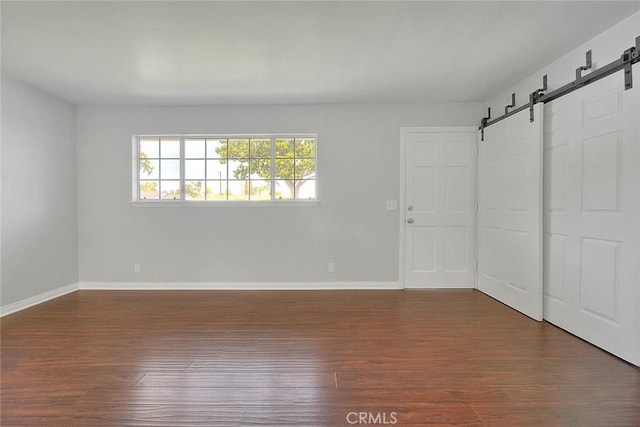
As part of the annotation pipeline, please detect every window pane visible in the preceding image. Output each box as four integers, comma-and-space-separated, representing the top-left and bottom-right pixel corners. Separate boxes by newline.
207, 139, 227, 159
161, 159, 180, 179
228, 159, 249, 180
275, 138, 294, 158
140, 159, 159, 179
227, 180, 249, 200
295, 158, 316, 179
206, 181, 227, 200
185, 159, 205, 180
228, 139, 249, 159
139, 181, 159, 199
296, 138, 316, 158
250, 139, 271, 158
185, 139, 206, 158
274, 180, 294, 200
140, 138, 159, 159
160, 180, 181, 200
185, 181, 206, 200
161, 139, 180, 158
296, 179, 316, 199
207, 159, 227, 180
249, 180, 271, 200
249, 158, 271, 180
275, 159, 294, 179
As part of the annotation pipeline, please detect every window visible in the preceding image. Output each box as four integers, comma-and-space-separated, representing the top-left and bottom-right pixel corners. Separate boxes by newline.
135, 135, 317, 202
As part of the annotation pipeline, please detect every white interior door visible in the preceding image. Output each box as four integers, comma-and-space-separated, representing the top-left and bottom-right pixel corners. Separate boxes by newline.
477, 104, 544, 320
401, 128, 477, 288
543, 68, 640, 366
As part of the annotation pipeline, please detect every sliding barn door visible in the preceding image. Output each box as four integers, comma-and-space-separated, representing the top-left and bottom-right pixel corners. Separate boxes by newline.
477, 104, 544, 320
543, 68, 640, 366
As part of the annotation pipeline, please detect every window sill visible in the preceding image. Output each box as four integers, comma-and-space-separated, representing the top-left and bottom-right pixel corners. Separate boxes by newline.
129, 200, 320, 208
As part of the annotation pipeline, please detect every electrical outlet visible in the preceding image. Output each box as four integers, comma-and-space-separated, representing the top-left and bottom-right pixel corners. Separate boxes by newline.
134, 263, 141, 273
328, 262, 335, 273
386, 200, 397, 211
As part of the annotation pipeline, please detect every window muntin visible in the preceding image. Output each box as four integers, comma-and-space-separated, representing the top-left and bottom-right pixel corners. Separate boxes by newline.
136, 135, 316, 202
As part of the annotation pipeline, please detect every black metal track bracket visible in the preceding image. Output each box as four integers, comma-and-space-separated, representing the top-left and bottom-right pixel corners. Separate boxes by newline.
576, 50, 592, 80
504, 93, 516, 114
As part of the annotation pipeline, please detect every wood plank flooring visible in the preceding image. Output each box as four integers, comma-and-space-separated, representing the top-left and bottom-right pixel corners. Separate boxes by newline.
1, 289, 639, 426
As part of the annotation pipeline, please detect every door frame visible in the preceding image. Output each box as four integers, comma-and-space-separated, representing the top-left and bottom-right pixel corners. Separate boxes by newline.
399, 126, 478, 288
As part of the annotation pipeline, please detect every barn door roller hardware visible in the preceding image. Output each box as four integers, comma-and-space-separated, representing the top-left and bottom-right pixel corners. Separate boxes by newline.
623, 37, 639, 89
480, 107, 491, 141
529, 75, 548, 122
479, 35, 640, 140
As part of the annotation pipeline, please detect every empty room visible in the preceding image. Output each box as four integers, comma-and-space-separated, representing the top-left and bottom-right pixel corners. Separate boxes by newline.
1, 1, 639, 425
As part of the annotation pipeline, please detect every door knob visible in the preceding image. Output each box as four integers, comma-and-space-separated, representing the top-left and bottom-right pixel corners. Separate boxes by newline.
407, 218, 414, 224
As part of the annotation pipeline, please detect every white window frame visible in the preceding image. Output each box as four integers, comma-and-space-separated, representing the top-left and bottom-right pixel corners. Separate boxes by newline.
131, 134, 319, 207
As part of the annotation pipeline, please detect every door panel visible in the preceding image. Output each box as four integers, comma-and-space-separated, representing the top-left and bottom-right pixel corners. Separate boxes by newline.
478, 104, 544, 321
543, 68, 640, 366
402, 128, 477, 288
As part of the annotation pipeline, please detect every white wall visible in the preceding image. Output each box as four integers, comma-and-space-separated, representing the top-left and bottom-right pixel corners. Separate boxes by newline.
77, 102, 483, 285
1, 74, 78, 306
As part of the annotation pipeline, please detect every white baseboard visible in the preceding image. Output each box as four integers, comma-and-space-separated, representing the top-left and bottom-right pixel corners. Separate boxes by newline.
0, 282, 401, 316
79, 281, 402, 290
0, 283, 79, 317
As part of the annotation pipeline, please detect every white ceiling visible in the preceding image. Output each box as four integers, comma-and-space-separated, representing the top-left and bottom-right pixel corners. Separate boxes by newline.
2, 1, 639, 105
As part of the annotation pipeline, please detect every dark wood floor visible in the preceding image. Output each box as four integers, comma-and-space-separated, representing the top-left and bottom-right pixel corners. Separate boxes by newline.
1, 290, 639, 426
